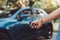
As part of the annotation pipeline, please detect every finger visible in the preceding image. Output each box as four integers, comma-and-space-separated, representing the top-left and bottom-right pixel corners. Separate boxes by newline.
31, 26, 36, 28
31, 26, 34, 28
36, 24, 40, 29
32, 24, 38, 29
34, 26, 37, 28
36, 26, 40, 29
36, 25, 41, 29
30, 24, 35, 28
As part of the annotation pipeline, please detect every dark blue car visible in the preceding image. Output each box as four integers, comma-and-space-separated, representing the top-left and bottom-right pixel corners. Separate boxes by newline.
0, 7, 53, 40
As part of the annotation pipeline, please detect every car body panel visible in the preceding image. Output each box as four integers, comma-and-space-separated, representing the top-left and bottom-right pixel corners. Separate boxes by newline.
0, 7, 53, 40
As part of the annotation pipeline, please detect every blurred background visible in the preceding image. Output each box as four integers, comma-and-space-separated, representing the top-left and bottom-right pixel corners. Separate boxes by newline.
0, 0, 60, 32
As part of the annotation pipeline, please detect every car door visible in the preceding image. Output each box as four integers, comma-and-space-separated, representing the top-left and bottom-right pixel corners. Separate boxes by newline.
11, 8, 42, 40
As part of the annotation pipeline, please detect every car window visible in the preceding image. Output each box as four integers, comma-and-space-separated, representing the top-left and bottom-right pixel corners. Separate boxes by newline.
16, 8, 47, 21
37, 9, 48, 18
16, 9, 32, 21
0, 8, 19, 18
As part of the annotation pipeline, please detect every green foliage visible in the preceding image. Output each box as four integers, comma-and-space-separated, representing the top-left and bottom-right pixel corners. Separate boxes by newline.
33, 0, 60, 13
0, 0, 60, 13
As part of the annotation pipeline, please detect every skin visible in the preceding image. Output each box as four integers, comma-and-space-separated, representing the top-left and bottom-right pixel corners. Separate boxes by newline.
31, 8, 60, 29
19, 0, 29, 7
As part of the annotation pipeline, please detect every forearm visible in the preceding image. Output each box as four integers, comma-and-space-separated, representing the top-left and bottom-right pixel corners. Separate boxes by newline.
41, 8, 60, 23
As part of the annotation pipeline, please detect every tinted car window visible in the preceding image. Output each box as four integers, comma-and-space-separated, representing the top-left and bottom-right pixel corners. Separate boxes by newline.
16, 9, 33, 21
0, 8, 19, 18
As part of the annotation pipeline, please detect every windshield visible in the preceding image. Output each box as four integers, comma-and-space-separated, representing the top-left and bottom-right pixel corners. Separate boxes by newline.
0, 8, 19, 18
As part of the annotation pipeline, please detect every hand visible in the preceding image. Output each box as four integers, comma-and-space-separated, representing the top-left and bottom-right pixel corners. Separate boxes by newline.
30, 19, 43, 29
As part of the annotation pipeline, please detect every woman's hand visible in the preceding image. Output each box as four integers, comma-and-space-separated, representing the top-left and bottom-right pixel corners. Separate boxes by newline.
30, 8, 60, 29
30, 19, 43, 29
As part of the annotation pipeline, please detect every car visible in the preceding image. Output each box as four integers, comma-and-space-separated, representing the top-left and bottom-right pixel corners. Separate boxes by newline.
0, 7, 53, 40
